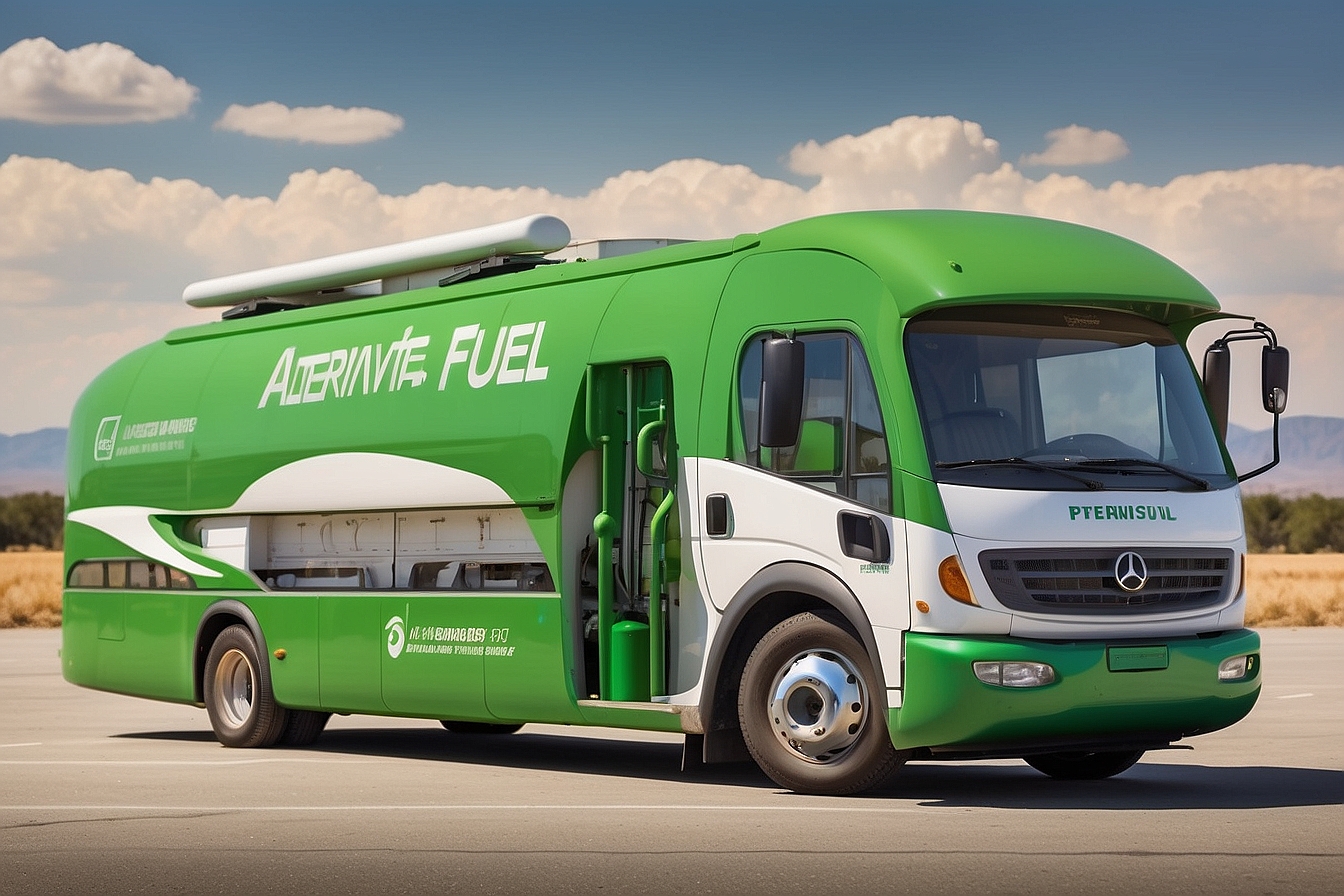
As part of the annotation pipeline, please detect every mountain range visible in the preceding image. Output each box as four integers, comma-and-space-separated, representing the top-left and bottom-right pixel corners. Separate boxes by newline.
0, 427, 66, 496
3, 417, 1341, 498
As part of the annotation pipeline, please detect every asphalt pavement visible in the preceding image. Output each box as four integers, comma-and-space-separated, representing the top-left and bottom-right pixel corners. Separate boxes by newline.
2, 627, 1341, 895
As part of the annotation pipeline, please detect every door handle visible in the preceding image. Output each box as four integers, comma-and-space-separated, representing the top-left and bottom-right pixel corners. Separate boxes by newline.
705, 494, 732, 538
837, 510, 890, 563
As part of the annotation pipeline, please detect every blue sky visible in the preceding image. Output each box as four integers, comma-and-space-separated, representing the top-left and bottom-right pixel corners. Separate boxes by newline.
2, 1, 1342, 433
5, 1, 1340, 196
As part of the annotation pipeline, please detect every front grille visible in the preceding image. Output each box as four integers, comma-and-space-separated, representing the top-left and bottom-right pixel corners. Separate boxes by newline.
978, 548, 1235, 614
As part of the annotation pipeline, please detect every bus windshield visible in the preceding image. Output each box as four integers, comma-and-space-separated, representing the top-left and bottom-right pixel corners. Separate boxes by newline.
906, 306, 1233, 491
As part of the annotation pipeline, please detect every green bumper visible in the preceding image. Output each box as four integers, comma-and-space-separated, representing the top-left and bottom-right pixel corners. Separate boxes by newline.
888, 629, 1261, 752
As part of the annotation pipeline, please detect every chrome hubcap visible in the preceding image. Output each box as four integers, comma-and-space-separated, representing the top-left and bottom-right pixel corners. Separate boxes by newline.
767, 650, 866, 764
214, 648, 255, 729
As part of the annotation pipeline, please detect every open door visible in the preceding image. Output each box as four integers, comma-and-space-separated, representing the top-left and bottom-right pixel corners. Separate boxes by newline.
584, 361, 677, 701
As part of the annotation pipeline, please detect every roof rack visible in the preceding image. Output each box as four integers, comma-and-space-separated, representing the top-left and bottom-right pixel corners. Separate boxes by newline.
183, 214, 572, 313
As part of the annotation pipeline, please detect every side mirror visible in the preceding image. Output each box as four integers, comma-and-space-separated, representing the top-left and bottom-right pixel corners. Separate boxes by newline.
1262, 345, 1289, 414
1202, 343, 1231, 440
1206, 321, 1288, 482
759, 336, 806, 449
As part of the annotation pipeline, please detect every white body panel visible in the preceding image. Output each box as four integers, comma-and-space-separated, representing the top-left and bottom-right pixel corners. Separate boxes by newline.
692, 458, 909, 692
938, 483, 1244, 544
932, 482, 1247, 639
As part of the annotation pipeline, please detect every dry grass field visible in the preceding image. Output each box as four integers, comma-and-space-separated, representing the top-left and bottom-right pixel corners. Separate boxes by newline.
1244, 553, 1344, 627
3, 550, 1342, 629
0, 550, 62, 628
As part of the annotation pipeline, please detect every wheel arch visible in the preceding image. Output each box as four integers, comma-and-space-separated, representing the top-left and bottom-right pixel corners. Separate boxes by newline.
193, 600, 270, 705
697, 561, 889, 764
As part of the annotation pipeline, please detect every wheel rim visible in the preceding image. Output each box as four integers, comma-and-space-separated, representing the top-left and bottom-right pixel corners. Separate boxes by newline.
767, 649, 867, 764
213, 648, 255, 729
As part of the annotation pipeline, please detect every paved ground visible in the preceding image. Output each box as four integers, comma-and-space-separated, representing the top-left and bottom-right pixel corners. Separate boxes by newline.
2, 627, 1341, 895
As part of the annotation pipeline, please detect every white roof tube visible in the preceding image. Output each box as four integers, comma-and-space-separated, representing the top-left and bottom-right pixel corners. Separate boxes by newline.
183, 214, 571, 308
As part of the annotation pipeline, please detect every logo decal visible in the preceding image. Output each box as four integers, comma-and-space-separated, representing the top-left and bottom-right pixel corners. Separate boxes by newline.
1114, 551, 1149, 593
385, 615, 406, 658
257, 319, 550, 409
94, 416, 121, 462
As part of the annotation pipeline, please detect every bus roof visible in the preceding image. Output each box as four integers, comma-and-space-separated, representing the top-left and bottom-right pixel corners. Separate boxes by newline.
168, 210, 1219, 341
756, 210, 1220, 320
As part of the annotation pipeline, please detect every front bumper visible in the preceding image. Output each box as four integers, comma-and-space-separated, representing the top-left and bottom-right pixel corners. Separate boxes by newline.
888, 628, 1261, 754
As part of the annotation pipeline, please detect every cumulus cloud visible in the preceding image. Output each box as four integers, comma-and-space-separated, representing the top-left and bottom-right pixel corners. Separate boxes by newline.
1020, 124, 1130, 167
789, 115, 1003, 208
0, 37, 197, 124
3, 114, 1343, 432
214, 101, 404, 145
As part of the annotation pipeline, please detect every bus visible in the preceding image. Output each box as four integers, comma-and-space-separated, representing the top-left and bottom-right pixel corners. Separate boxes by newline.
62, 210, 1286, 795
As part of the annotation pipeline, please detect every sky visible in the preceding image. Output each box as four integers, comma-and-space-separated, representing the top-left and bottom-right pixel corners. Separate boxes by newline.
2, 0, 1342, 434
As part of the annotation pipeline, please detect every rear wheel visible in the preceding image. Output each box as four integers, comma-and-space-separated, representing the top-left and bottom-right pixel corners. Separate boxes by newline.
203, 625, 287, 748
278, 710, 331, 747
440, 720, 525, 735
1025, 750, 1144, 780
738, 612, 906, 795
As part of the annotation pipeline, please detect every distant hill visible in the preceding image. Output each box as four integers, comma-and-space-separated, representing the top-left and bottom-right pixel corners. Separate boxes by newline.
1226, 416, 1344, 497
0, 428, 66, 496
2, 417, 1342, 497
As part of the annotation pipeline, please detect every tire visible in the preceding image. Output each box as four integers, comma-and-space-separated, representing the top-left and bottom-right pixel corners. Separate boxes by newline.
738, 612, 906, 795
1025, 750, 1144, 780
203, 624, 287, 748
439, 720, 525, 735
278, 710, 331, 747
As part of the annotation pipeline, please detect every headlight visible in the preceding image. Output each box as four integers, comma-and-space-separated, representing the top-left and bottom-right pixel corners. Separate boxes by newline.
973, 661, 1056, 688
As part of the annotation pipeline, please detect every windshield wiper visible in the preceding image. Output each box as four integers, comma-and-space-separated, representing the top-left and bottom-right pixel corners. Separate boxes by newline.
936, 457, 1104, 490
1073, 457, 1211, 491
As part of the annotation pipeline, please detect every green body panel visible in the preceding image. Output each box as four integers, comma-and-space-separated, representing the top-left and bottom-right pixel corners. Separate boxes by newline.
761, 211, 1218, 321
318, 595, 382, 709
63, 590, 204, 703
889, 629, 1261, 750
62, 209, 1242, 751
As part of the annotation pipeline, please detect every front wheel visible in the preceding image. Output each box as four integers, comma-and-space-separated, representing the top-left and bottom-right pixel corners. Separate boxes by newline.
738, 612, 906, 795
203, 625, 287, 748
1025, 750, 1144, 780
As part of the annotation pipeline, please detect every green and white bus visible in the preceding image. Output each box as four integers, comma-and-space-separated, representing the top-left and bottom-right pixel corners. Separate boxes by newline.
63, 210, 1286, 794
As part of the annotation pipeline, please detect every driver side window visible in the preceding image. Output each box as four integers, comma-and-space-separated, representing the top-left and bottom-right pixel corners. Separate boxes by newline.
736, 332, 890, 513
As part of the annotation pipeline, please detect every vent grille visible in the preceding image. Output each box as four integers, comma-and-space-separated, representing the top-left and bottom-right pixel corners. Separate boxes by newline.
978, 548, 1235, 614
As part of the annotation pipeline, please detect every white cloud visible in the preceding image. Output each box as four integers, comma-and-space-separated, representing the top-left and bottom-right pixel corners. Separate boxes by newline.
3, 114, 1343, 433
0, 37, 197, 124
788, 115, 1003, 208
214, 101, 404, 145
1020, 124, 1130, 167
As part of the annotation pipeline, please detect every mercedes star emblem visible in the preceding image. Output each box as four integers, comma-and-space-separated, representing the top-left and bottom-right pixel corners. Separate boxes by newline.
1114, 551, 1149, 592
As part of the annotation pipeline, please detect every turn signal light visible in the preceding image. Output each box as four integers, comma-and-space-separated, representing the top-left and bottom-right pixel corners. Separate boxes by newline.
938, 555, 977, 606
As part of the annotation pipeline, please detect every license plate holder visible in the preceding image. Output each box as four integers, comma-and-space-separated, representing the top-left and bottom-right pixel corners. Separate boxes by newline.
1107, 645, 1169, 672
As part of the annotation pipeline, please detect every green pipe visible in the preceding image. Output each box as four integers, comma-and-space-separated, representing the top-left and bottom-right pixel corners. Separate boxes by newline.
647, 485, 675, 696
593, 434, 616, 700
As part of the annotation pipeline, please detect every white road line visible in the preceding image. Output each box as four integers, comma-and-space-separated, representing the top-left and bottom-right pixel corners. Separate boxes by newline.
1277, 693, 1315, 699
0, 742, 42, 748
0, 804, 924, 814
0, 757, 388, 766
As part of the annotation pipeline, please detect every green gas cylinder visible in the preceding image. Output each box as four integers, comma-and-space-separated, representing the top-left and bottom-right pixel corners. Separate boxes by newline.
610, 619, 651, 702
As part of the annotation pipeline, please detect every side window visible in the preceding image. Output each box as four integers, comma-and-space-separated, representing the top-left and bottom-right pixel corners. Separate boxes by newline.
737, 332, 891, 512
66, 559, 197, 590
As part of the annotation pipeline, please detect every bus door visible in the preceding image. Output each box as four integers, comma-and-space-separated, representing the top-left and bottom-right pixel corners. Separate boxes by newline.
584, 361, 677, 702
695, 252, 910, 686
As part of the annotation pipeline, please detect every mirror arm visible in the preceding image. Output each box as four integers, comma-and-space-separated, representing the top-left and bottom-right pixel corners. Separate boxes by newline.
1207, 321, 1288, 482
1238, 410, 1281, 483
